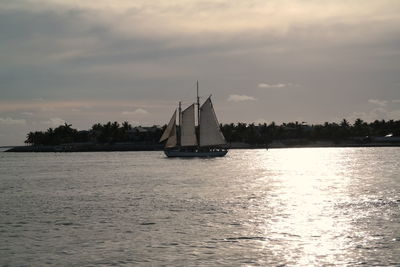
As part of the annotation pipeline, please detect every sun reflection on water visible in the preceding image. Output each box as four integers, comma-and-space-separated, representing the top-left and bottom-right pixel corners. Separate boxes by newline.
253, 148, 357, 265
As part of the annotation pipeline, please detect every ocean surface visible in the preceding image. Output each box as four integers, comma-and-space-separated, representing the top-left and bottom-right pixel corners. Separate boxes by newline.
1, 148, 400, 266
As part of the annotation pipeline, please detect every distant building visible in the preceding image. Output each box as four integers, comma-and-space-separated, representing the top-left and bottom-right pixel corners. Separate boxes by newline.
127, 126, 162, 141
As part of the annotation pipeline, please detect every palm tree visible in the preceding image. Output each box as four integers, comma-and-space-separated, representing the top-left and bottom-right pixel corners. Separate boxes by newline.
121, 121, 132, 141
353, 118, 369, 136
25, 132, 35, 145
340, 119, 349, 128
122, 121, 132, 130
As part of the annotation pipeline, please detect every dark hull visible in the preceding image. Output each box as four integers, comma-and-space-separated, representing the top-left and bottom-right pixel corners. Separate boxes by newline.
164, 149, 228, 158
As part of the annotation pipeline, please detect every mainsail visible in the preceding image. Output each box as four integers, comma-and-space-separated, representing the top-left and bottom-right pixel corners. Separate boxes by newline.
199, 97, 226, 146
181, 104, 197, 146
159, 110, 177, 146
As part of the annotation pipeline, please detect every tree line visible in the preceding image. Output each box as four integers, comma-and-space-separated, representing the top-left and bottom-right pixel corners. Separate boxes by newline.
25, 119, 400, 146
25, 121, 163, 146
221, 119, 400, 145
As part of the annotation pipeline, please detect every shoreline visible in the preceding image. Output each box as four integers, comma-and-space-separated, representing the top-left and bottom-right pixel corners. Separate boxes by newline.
5, 141, 400, 152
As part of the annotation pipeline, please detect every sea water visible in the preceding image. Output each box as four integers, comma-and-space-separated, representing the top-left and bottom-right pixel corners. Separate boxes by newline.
1, 148, 400, 266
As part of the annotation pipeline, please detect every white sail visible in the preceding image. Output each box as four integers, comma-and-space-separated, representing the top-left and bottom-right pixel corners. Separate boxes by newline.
159, 110, 176, 142
165, 123, 177, 148
181, 104, 197, 146
199, 97, 226, 146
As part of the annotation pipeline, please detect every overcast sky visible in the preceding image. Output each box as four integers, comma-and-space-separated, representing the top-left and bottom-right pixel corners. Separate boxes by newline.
1, 0, 400, 145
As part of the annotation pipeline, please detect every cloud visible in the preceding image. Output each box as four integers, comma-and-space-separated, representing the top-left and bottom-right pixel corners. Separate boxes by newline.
40, 106, 55, 112
227, 94, 256, 102
258, 83, 299, 88
368, 99, 387, 107
0, 100, 167, 113
5, 0, 398, 37
254, 118, 268, 124
258, 83, 286, 88
21, 111, 34, 116
392, 99, 400, 103
0, 117, 26, 125
43, 117, 66, 126
122, 108, 149, 116
346, 107, 400, 123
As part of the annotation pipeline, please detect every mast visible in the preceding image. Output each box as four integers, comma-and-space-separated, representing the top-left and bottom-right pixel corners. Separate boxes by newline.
178, 101, 182, 147
196, 81, 200, 147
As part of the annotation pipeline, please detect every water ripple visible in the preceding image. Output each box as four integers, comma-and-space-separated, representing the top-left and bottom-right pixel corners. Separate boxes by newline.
1, 148, 400, 266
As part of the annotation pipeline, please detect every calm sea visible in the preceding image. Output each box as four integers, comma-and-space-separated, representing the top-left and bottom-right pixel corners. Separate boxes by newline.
1, 148, 400, 266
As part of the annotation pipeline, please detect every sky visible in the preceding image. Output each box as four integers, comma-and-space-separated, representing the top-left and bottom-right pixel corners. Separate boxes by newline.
1, 0, 400, 145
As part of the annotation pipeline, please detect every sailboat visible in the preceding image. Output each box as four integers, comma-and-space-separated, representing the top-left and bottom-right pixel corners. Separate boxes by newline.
159, 82, 228, 157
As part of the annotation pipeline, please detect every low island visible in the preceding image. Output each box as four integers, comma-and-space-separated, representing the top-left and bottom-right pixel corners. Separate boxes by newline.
6, 119, 400, 152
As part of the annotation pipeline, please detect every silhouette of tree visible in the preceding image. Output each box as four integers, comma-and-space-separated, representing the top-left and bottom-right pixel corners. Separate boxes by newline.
24, 119, 400, 146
